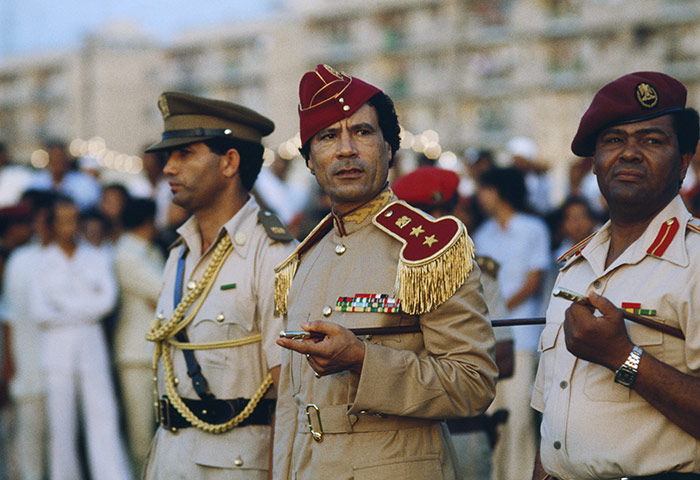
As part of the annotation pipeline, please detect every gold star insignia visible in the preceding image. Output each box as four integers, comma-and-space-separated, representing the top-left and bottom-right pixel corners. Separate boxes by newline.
410, 225, 425, 237
422, 234, 438, 247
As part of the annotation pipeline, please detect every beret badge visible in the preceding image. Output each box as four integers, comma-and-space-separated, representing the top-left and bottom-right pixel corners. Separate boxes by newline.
635, 82, 658, 109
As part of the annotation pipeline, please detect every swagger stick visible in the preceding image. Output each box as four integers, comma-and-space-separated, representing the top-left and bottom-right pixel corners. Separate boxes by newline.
552, 286, 685, 340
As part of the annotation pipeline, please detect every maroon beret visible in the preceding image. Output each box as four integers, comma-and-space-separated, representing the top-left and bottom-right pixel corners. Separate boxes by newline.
298, 65, 381, 146
0, 201, 32, 222
571, 71, 687, 157
392, 166, 460, 208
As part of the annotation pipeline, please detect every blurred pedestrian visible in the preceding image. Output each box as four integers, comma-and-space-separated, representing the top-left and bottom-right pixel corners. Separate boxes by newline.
27, 196, 130, 480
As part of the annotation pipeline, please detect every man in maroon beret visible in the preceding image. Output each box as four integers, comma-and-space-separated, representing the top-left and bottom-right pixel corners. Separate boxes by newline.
273, 65, 497, 479
532, 71, 700, 479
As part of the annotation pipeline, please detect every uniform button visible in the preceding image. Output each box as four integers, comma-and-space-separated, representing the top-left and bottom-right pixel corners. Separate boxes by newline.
322, 306, 332, 317
339, 97, 345, 104
187, 281, 197, 290
553, 441, 562, 450
343, 105, 350, 112
559, 381, 568, 389
234, 457, 244, 467
157, 312, 165, 320
174, 377, 179, 385
234, 231, 247, 246
335, 244, 346, 255
216, 313, 225, 323
593, 280, 602, 289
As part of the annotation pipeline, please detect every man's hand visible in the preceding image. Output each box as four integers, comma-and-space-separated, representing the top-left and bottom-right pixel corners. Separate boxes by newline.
276, 321, 366, 376
563, 292, 633, 371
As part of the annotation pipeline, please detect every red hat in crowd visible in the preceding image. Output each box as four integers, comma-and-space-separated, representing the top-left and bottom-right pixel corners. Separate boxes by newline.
571, 71, 687, 157
392, 166, 460, 208
298, 64, 382, 146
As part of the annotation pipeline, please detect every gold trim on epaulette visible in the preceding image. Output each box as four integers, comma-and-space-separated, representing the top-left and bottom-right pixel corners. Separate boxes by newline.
556, 232, 596, 264
373, 202, 474, 315
273, 213, 333, 317
687, 217, 700, 233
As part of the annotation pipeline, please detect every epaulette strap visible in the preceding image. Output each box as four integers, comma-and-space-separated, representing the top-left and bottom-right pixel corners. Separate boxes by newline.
167, 236, 185, 252
273, 214, 334, 317
688, 217, 700, 233
476, 255, 500, 279
556, 232, 596, 264
258, 210, 294, 242
373, 201, 474, 315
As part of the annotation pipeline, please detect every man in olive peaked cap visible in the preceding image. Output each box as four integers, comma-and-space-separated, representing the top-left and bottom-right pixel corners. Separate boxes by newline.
143, 92, 295, 480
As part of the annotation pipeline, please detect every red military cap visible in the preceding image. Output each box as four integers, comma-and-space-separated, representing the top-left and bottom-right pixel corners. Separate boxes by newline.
298, 64, 382, 146
392, 166, 460, 207
571, 71, 687, 157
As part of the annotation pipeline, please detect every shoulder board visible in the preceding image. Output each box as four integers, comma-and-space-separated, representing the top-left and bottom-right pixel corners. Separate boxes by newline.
258, 210, 294, 242
556, 232, 596, 264
373, 201, 474, 315
688, 217, 700, 233
475, 255, 500, 279
273, 214, 333, 317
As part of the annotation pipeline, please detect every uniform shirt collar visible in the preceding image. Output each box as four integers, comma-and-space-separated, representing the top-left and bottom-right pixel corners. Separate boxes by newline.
331, 187, 395, 237
577, 195, 691, 275
177, 195, 258, 260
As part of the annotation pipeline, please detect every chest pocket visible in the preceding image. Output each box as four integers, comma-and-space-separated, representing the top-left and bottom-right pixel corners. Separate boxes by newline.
537, 323, 561, 404
189, 288, 256, 368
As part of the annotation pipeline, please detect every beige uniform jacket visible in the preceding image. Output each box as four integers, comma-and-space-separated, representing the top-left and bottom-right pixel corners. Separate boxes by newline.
274, 190, 497, 480
144, 197, 295, 479
532, 196, 700, 479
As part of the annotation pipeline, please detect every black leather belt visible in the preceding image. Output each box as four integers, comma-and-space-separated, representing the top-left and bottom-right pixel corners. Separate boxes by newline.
628, 474, 700, 480
159, 395, 275, 431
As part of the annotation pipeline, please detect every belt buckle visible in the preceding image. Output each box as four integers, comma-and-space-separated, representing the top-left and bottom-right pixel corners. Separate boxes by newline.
159, 397, 177, 433
305, 404, 323, 442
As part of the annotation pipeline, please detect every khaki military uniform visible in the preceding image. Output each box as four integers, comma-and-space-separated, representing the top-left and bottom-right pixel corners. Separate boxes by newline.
532, 196, 700, 479
274, 189, 497, 480
144, 197, 295, 479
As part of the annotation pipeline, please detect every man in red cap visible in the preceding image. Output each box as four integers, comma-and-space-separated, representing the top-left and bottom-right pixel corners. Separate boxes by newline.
273, 65, 497, 479
532, 72, 700, 479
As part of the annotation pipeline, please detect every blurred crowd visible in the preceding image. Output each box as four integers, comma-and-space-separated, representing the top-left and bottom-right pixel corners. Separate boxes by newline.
0, 132, 699, 480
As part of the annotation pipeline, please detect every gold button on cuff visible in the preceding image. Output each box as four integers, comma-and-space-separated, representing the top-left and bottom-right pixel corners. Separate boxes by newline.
335, 244, 346, 255
234, 457, 244, 467
216, 313, 225, 323
187, 281, 197, 290
322, 306, 332, 317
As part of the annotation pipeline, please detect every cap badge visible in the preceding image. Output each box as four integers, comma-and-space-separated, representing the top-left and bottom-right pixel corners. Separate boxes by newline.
323, 64, 345, 80
635, 82, 658, 109
157, 95, 170, 119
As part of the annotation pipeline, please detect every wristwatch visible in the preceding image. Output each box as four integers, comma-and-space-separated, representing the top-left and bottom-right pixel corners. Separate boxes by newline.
614, 345, 643, 388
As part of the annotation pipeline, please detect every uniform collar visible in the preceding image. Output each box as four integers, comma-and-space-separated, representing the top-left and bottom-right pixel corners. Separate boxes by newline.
331, 187, 395, 237
571, 195, 691, 274
177, 196, 259, 260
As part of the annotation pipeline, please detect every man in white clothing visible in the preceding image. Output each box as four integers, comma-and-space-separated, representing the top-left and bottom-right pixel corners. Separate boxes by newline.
28, 196, 130, 480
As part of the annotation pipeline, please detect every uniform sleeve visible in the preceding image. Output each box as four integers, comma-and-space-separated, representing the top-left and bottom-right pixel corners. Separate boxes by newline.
349, 264, 498, 418
273, 349, 297, 480
255, 237, 298, 371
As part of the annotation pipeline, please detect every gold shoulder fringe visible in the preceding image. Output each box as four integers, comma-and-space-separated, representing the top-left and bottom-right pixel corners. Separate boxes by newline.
396, 225, 475, 315
274, 254, 299, 317
273, 213, 334, 317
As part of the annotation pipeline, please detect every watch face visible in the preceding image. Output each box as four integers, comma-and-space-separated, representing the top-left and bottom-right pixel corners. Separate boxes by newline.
614, 366, 636, 387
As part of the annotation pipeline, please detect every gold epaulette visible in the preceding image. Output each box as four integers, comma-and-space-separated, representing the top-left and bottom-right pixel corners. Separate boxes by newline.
372, 201, 474, 315
556, 232, 596, 264
688, 217, 700, 233
273, 214, 334, 317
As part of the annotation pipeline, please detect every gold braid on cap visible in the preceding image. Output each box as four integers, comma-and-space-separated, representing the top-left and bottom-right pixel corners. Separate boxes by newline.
146, 234, 272, 434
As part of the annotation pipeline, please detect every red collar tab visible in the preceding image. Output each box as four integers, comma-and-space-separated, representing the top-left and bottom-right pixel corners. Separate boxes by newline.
646, 217, 679, 258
